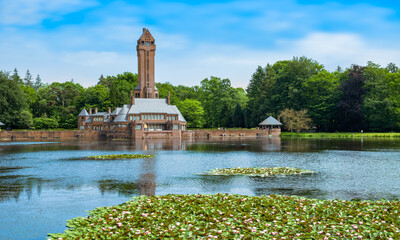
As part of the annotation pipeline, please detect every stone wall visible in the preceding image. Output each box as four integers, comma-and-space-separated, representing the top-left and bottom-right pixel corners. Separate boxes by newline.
0, 128, 279, 141
0, 130, 96, 141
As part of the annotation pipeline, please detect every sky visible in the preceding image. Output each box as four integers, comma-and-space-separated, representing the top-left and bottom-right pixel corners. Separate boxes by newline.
1, 0, 400, 88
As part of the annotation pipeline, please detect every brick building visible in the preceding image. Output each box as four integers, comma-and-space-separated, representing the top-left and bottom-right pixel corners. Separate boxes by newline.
78, 28, 187, 137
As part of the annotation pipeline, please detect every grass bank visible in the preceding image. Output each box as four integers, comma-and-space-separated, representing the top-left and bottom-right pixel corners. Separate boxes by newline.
48, 194, 400, 239
282, 132, 400, 138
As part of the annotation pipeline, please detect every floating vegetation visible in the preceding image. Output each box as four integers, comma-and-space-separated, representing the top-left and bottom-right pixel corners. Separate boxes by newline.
48, 194, 400, 239
200, 167, 314, 177
86, 154, 155, 160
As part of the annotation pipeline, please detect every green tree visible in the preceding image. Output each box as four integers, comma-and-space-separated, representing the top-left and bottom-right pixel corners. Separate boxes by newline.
33, 117, 59, 129
80, 85, 112, 112
0, 71, 28, 128
199, 77, 241, 128
303, 70, 340, 131
11, 68, 23, 84
362, 62, 399, 131
15, 110, 33, 129
178, 99, 205, 128
34, 74, 43, 91
24, 70, 33, 87
156, 82, 180, 105
232, 103, 244, 127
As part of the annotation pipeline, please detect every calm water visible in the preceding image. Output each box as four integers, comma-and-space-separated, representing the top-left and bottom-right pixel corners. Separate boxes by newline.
1, 137, 400, 239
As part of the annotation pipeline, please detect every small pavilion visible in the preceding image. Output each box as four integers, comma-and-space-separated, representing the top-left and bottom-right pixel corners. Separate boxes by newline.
259, 116, 282, 135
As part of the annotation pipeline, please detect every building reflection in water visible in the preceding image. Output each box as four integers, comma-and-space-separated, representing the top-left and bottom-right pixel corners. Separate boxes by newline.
138, 157, 156, 196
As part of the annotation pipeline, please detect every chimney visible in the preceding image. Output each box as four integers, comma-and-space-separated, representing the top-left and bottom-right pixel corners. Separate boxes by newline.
167, 91, 171, 105
107, 107, 111, 114
143, 28, 146, 33
89, 108, 92, 115
130, 90, 135, 105
94, 108, 98, 114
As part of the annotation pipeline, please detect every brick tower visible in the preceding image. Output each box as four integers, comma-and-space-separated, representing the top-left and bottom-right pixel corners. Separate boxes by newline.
134, 28, 159, 98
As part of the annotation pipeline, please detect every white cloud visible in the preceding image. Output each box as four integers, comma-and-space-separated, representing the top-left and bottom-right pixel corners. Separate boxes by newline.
0, 0, 98, 25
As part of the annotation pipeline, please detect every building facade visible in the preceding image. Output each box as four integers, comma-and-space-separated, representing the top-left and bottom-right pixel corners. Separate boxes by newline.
78, 28, 186, 137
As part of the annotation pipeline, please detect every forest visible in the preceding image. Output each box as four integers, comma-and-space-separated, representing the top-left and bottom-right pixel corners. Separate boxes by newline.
1, 56, 400, 132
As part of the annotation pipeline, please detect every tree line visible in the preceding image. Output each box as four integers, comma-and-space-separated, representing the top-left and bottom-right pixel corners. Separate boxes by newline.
1, 57, 400, 132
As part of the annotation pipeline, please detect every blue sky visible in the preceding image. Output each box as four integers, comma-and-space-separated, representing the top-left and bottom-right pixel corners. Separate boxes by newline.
1, 0, 400, 88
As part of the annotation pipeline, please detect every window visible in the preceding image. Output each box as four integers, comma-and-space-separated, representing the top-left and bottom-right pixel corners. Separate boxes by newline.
145, 41, 150, 46
155, 94, 158, 98
173, 124, 179, 130
147, 51, 149, 56
181, 125, 185, 130
136, 124, 142, 130
147, 59, 149, 70
151, 41, 154, 45
147, 73, 149, 81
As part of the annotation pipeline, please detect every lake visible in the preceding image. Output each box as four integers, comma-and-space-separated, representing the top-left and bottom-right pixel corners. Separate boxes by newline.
0, 137, 400, 239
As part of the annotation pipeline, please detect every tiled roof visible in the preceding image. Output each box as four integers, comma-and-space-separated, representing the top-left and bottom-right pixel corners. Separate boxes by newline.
128, 98, 185, 122
79, 98, 186, 124
78, 109, 89, 116
259, 116, 282, 126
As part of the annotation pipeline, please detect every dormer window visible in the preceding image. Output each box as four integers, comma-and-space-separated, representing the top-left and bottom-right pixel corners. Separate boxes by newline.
141, 41, 144, 44
151, 42, 154, 45
145, 41, 150, 46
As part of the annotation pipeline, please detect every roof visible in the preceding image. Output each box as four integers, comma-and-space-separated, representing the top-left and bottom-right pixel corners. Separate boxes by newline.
134, 83, 141, 91
259, 116, 282, 126
114, 105, 130, 122
78, 109, 89, 116
0, 122, 4, 126
92, 112, 107, 116
128, 98, 186, 122
138, 28, 155, 42
111, 108, 121, 116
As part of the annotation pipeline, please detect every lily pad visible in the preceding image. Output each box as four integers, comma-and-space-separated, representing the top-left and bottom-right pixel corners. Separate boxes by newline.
199, 167, 314, 177
85, 154, 155, 160
48, 194, 400, 239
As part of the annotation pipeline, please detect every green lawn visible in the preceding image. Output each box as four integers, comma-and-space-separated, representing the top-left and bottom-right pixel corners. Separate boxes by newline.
282, 132, 400, 138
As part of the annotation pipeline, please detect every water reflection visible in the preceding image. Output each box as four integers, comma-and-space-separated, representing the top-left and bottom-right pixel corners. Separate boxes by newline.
98, 179, 139, 196
1, 137, 400, 240
138, 157, 156, 196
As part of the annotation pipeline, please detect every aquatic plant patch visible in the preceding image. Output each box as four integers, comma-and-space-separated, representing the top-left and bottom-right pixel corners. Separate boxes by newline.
200, 167, 314, 177
48, 194, 400, 239
86, 154, 155, 160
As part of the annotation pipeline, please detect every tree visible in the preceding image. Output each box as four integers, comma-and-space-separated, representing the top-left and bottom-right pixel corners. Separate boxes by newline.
33, 117, 58, 129
15, 110, 33, 129
386, 63, 399, 73
79, 85, 112, 112
24, 70, 33, 87
232, 104, 244, 127
303, 70, 340, 131
34, 75, 43, 91
279, 108, 312, 133
178, 99, 205, 128
198, 77, 241, 128
362, 62, 399, 131
0, 71, 28, 128
337, 65, 366, 131
11, 68, 23, 84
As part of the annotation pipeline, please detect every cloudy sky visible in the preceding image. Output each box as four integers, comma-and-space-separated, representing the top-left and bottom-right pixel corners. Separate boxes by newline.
1, 0, 400, 88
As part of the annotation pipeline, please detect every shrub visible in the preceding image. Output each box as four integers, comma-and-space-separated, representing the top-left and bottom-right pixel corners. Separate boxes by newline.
33, 117, 59, 129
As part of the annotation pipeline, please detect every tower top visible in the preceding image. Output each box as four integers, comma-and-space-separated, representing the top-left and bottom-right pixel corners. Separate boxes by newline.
138, 28, 155, 44
135, 28, 158, 99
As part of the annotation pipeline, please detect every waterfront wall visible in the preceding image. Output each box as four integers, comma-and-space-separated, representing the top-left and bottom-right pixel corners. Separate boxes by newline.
0, 129, 279, 141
